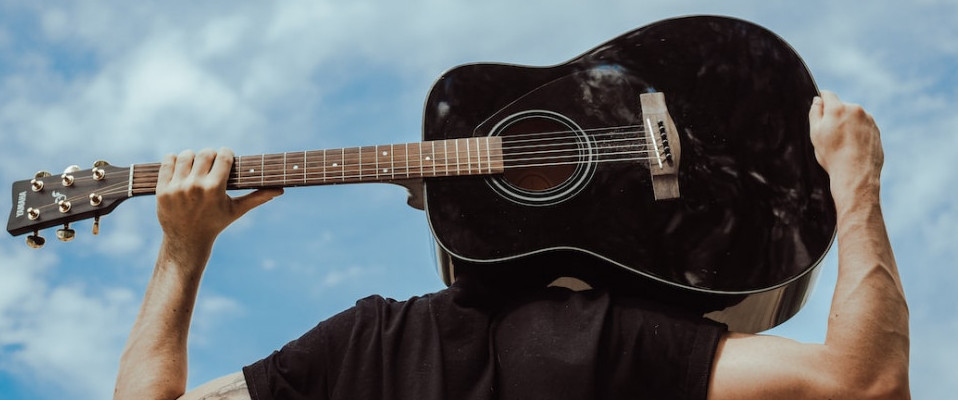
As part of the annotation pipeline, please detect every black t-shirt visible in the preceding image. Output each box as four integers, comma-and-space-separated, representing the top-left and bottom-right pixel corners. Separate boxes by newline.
243, 277, 727, 400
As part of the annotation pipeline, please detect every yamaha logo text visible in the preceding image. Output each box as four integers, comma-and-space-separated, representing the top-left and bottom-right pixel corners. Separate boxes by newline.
16, 191, 26, 217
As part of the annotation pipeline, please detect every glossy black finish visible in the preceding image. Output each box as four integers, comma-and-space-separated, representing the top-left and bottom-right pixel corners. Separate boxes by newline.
423, 16, 834, 328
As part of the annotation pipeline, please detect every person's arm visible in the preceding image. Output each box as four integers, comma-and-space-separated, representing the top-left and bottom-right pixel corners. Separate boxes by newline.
113, 148, 281, 400
708, 91, 910, 399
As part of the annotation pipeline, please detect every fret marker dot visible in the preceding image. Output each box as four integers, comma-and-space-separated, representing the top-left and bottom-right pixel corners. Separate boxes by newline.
425, 156, 432, 161
332, 163, 338, 167
382, 151, 388, 156
249, 169, 255, 173
382, 168, 388, 173
293, 165, 299, 170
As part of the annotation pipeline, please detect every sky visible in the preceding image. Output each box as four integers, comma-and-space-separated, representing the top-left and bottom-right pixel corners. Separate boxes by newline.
0, 0, 955, 398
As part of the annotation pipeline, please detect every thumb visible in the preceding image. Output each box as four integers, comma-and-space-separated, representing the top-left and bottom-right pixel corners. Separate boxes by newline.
232, 188, 284, 217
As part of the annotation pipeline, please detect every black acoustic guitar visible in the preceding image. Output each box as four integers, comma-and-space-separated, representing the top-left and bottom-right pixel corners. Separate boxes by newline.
6, 16, 833, 332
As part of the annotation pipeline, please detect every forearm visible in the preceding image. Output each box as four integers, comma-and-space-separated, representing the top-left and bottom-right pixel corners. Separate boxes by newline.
114, 237, 212, 400
823, 190, 909, 394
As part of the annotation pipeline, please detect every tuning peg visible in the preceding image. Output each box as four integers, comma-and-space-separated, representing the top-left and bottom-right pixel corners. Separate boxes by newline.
26, 231, 46, 249
92, 160, 109, 181
56, 224, 76, 242
62, 165, 79, 186
31, 171, 51, 191
92, 216, 101, 235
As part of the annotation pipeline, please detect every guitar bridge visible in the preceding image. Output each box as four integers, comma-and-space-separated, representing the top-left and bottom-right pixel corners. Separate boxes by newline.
640, 92, 681, 200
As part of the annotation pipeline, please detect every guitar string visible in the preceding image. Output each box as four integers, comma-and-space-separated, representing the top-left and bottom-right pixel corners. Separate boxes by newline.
54, 147, 660, 202
35, 125, 669, 210
56, 135, 655, 190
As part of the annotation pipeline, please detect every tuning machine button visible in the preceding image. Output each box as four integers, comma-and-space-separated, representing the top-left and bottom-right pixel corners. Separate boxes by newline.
26, 231, 46, 249
56, 224, 76, 242
31, 171, 51, 191
62, 165, 79, 187
93, 216, 101, 235
92, 160, 109, 181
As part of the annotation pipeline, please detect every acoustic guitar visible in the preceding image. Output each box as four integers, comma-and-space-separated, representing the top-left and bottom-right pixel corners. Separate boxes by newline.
6, 16, 834, 332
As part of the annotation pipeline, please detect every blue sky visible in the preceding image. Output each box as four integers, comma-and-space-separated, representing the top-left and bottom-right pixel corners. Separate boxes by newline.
1, 1, 956, 398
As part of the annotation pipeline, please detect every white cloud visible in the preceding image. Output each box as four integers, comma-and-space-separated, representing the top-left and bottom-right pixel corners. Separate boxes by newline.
2, 1, 957, 399
321, 265, 368, 288
190, 293, 244, 347
0, 243, 137, 400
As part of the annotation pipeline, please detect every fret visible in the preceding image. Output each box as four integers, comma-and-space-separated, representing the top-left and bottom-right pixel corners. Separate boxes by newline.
357, 146, 363, 181
426, 142, 436, 176
305, 149, 324, 185
456, 139, 472, 174
321, 148, 342, 182
285, 151, 306, 186
375, 144, 395, 179
236, 156, 243, 187
453, 139, 460, 175
260, 154, 265, 186
389, 144, 396, 179
418, 142, 425, 177
403, 143, 410, 179
237, 155, 253, 189
375, 145, 382, 178
483, 138, 491, 173
440, 141, 446, 176
410, 142, 423, 178
340, 148, 357, 182
358, 146, 377, 181
474, 137, 481, 173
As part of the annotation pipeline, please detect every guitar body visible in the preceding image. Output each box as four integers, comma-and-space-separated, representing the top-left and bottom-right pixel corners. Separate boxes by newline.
422, 16, 834, 331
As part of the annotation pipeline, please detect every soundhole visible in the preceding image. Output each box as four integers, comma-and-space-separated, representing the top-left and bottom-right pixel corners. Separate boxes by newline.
487, 110, 594, 206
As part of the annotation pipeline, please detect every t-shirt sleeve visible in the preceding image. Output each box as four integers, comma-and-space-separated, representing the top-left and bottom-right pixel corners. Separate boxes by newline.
243, 295, 394, 400
242, 294, 446, 400
243, 307, 347, 400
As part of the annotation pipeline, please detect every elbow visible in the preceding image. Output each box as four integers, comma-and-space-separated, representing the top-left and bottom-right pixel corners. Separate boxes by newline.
859, 371, 910, 400
816, 360, 910, 400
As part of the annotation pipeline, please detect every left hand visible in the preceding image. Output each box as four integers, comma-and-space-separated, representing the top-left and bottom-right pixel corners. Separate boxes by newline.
156, 147, 283, 249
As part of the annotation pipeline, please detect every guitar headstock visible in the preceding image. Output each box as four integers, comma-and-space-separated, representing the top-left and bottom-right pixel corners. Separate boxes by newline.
7, 161, 131, 248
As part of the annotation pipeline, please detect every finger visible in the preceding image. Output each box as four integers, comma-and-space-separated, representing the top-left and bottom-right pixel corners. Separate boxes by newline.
809, 95, 824, 123
231, 188, 283, 218
191, 148, 218, 178
209, 147, 235, 189
820, 90, 842, 116
157, 153, 177, 191
174, 149, 195, 181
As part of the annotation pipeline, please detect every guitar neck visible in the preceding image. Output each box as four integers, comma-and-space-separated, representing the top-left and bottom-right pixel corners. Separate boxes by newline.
128, 137, 504, 195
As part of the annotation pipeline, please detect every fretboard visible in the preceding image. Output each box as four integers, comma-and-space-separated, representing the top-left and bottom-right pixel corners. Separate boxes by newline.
128, 137, 504, 195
